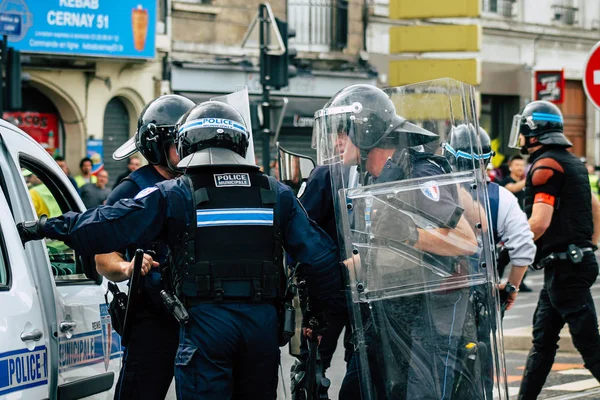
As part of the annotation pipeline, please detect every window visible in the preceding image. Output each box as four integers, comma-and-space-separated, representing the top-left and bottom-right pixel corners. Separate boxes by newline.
20, 157, 100, 284
552, 0, 578, 26
0, 230, 9, 290
482, 0, 515, 18
288, 0, 348, 52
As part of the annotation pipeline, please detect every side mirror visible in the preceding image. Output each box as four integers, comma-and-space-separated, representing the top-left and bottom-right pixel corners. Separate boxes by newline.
277, 143, 316, 197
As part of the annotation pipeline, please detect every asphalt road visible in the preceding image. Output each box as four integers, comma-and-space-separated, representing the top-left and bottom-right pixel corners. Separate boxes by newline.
165, 262, 600, 399
276, 264, 600, 399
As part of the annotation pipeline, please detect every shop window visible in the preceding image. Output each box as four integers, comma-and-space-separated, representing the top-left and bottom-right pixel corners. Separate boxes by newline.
20, 157, 101, 284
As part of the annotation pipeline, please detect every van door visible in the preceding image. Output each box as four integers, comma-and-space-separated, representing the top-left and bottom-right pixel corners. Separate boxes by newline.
0, 186, 49, 399
0, 122, 120, 399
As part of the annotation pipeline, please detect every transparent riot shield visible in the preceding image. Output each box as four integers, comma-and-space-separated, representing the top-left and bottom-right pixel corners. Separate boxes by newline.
211, 87, 256, 165
314, 78, 508, 400
277, 143, 316, 197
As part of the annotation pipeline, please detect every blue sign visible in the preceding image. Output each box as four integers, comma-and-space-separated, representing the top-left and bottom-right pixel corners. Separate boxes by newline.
0, 13, 21, 36
0, 0, 155, 59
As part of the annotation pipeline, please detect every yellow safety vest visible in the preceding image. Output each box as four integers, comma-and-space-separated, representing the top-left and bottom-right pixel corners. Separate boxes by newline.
74, 174, 97, 188
589, 174, 599, 198
31, 184, 62, 217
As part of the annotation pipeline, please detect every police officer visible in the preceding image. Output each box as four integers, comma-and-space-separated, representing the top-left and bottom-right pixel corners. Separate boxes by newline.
290, 161, 353, 396
509, 101, 600, 399
318, 85, 478, 400
96, 94, 195, 399
444, 124, 536, 398
17, 100, 342, 400
443, 124, 534, 306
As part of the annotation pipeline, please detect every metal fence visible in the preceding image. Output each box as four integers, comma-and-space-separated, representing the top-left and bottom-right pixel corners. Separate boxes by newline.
288, 0, 348, 52
551, 3, 578, 25
482, 0, 515, 18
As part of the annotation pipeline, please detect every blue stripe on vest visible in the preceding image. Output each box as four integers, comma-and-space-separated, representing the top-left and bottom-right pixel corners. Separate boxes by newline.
196, 208, 274, 227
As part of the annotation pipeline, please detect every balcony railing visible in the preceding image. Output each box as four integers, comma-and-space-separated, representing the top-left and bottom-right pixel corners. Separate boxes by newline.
288, 0, 348, 52
552, 4, 578, 26
482, 0, 515, 18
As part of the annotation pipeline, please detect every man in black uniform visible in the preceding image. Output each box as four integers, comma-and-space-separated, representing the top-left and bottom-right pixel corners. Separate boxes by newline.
18, 100, 342, 400
313, 84, 479, 399
512, 100, 600, 399
289, 162, 353, 397
97, 94, 195, 399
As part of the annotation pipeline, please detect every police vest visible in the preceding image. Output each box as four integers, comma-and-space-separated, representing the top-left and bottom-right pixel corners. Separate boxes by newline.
524, 147, 593, 256
124, 165, 161, 191
487, 181, 500, 244
171, 168, 284, 303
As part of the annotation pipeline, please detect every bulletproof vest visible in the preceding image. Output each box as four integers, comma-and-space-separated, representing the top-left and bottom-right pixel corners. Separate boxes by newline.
524, 147, 593, 255
487, 181, 500, 244
123, 165, 161, 192
123, 166, 170, 263
171, 168, 284, 303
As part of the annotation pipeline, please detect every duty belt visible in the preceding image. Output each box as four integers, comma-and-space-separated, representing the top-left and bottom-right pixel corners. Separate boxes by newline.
536, 245, 595, 269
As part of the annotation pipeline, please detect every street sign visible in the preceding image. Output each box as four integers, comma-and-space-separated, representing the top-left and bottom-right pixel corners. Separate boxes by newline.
0, 13, 21, 37
534, 70, 565, 104
583, 41, 600, 110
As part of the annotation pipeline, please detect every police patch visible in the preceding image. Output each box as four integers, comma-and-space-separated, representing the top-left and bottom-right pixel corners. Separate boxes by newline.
420, 181, 440, 202
214, 173, 251, 187
134, 186, 158, 200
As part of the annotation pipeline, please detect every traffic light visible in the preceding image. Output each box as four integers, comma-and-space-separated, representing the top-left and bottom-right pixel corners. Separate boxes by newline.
5, 48, 21, 111
264, 18, 297, 90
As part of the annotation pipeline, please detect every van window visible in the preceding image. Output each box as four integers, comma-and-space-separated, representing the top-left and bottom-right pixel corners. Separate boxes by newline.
0, 231, 8, 289
20, 158, 99, 284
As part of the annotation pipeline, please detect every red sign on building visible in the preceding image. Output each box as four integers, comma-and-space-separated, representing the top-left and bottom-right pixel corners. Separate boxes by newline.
534, 70, 565, 104
3, 112, 60, 155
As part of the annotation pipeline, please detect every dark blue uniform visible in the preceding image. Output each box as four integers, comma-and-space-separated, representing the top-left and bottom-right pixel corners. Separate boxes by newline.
297, 165, 352, 372
340, 149, 467, 400
41, 171, 341, 400
105, 165, 179, 400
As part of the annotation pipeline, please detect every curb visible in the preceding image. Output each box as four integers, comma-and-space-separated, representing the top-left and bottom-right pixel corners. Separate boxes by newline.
503, 326, 576, 353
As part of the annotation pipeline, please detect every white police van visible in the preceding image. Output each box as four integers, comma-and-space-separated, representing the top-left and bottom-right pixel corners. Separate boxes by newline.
0, 119, 121, 399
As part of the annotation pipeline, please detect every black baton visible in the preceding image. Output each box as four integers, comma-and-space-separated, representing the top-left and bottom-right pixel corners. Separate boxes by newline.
121, 249, 144, 347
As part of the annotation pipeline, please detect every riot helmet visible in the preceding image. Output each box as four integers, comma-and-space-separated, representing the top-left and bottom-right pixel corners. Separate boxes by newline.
508, 100, 572, 153
175, 101, 253, 168
443, 124, 492, 172
113, 94, 195, 171
313, 84, 438, 165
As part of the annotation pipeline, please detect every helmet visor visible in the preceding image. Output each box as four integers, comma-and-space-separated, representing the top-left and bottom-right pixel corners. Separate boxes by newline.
313, 103, 362, 165
508, 114, 523, 149
113, 136, 137, 161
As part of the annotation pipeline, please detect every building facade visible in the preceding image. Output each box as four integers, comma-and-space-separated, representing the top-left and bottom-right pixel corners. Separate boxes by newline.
168, 0, 377, 167
3, 0, 168, 185
368, 0, 600, 162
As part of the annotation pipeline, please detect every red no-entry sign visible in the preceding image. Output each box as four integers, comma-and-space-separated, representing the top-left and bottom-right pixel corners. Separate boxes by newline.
583, 41, 600, 110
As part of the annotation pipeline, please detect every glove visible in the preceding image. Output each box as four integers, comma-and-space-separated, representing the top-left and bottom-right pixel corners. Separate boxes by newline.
371, 204, 417, 244
17, 215, 48, 245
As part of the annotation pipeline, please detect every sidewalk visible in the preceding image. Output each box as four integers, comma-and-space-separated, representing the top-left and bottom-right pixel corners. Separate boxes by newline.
503, 326, 576, 352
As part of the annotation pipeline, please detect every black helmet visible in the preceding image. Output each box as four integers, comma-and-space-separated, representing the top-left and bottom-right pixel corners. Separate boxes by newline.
443, 124, 492, 171
113, 94, 195, 166
322, 84, 438, 151
510, 100, 571, 149
175, 101, 252, 168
